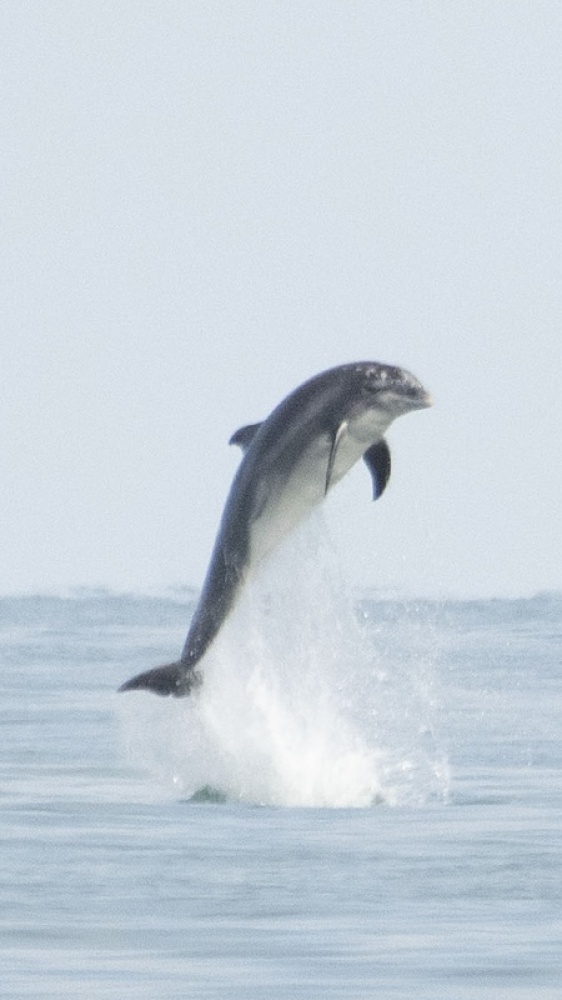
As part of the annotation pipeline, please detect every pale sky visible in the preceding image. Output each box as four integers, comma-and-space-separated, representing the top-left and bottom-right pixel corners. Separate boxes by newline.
1, 1, 561, 598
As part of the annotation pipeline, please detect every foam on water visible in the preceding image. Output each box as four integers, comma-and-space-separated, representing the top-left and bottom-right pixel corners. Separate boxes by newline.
120, 514, 449, 807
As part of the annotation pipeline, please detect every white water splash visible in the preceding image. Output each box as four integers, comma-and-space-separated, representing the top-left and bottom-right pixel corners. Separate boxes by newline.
120, 513, 449, 807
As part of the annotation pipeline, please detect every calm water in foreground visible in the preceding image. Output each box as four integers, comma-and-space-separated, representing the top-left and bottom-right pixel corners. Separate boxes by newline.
1, 583, 561, 998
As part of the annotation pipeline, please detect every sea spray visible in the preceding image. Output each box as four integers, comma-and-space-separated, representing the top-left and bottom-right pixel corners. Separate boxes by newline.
120, 512, 449, 806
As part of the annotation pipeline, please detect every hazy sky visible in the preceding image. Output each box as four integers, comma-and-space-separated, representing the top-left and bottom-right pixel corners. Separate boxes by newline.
1, 1, 561, 598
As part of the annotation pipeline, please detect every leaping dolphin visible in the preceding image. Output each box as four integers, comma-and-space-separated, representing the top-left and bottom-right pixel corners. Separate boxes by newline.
119, 361, 431, 696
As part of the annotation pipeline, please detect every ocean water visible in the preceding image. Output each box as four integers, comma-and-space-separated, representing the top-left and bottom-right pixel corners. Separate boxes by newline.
1, 531, 561, 997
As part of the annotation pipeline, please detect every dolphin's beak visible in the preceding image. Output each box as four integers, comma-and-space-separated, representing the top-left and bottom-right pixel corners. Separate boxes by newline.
378, 383, 432, 414
408, 387, 433, 410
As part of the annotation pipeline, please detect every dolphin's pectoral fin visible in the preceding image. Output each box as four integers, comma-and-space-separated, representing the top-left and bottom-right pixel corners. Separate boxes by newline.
325, 421, 348, 495
229, 422, 263, 452
363, 438, 391, 500
118, 661, 202, 697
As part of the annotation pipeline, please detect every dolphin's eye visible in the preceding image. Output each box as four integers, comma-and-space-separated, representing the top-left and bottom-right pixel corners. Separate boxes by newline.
362, 372, 383, 395
362, 382, 379, 395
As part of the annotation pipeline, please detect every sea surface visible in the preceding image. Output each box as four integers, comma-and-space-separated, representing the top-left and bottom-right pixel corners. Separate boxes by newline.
1, 545, 561, 996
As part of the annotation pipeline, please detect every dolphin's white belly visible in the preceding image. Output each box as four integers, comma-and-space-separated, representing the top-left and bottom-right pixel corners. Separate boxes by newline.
247, 419, 385, 567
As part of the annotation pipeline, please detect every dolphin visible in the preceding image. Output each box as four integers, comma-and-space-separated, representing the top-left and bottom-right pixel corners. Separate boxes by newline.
119, 361, 431, 696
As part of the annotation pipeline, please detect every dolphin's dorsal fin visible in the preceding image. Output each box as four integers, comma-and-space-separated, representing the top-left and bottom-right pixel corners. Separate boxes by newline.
363, 439, 391, 500
325, 421, 349, 494
229, 422, 263, 451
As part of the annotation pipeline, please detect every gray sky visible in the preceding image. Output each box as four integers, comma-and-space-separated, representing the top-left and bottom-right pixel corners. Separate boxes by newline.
1, 1, 561, 598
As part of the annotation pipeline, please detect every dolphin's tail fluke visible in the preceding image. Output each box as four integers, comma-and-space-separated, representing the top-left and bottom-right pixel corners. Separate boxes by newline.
118, 660, 202, 697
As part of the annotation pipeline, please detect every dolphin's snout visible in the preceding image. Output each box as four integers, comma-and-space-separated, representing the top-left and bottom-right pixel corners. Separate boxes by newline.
400, 382, 432, 411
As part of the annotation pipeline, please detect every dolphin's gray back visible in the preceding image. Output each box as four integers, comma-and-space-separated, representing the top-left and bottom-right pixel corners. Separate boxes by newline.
179, 482, 252, 666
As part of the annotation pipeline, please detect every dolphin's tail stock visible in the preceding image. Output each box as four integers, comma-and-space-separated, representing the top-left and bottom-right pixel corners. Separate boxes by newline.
118, 660, 202, 697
